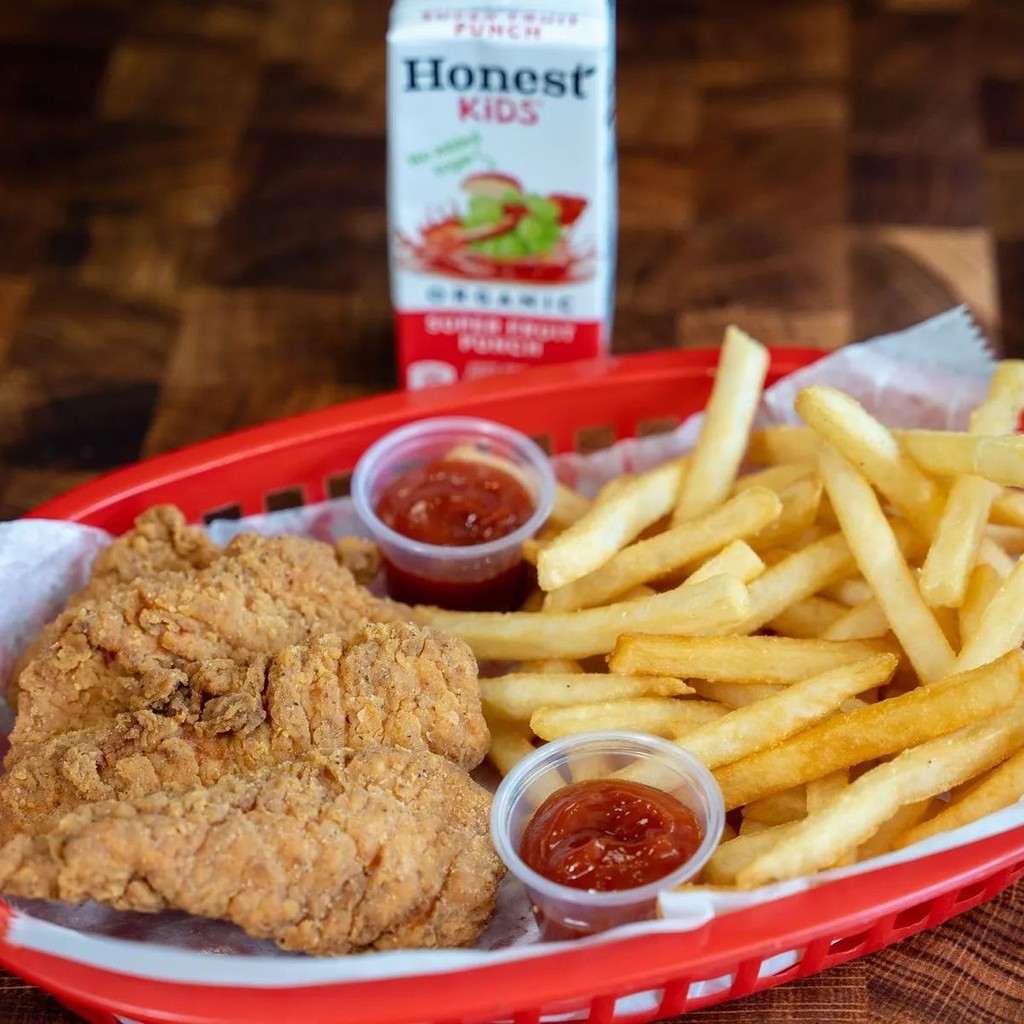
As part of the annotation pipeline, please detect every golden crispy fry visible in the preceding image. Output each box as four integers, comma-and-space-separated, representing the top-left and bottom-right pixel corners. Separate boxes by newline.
821, 599, 891, 641
715, 651, 1023, 809
731, 463, 815, 496
743, 786, 807, 825
985, 524, 1024, 555
542, 487, 780, 612
856, 799, 938, 862
673, 326, 769, 523
720, 531, 857, 636
486, 722, 536, 776
420, 574, 748, 661
702, 820, 804, 886
896, 746, 1024, 850
672, 654, 896, 769
747, 478, 823, 553
530, 697, 728, 742
991, 488, 1024, 526
536, 458, 687, 590
517, 658, 584, 674
746, 425, 820, 466
738, 702, 1024, 887
480, 672, 693, 722
806, 769, 848, 815
689, 679, 787, 707
768, 595, 846, 639
918, 363, 1024, 608
796, 386, 946, 535
821, 578, 874, 607
685, 541, 766, 587
953, 557, 1024, 672
609, 634, 895, 685
817, 444, 954, 684
958, 563, 1003, 648
738, 816, 772, 836
894, 430, 1024, 488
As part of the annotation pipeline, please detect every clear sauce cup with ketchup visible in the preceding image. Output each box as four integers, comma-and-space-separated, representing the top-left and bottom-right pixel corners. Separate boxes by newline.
351, 417, 555, 610
491, 732, 725, 941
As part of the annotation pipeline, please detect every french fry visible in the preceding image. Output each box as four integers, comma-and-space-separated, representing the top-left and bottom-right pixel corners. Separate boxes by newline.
821, 599, 891, 641
796, 386, 945, 536
715, 650, 1023, 809
517, 658, 584, 674
536, 457, 687, 590
738, 816, 772, 836
732, 462, 815, 496
953, 556, 1024, 671
985, 524, 1024, 555
685, 540, 765, 586
420, 574, 749, 661
746, 477, 823, 553
856, 799, 938, 861
609, 634, 895, 685
894, 430, 1024, 488
821, 578, 874, 607
702, 820, 805, 886
480, 672, 693, 722
806, 769, 848, 815
817, 444, 954, 684
958, 563, 1003, 647
896, 746, 1024, 849
746, 425, 820, 466
531, 697, 728, 741
542, 486, 780, 612
487, 722, 536, 776
672, 654, 897, 769
720, 531, 857, 636
743, 786, 807, 825
918, 362, 1024, 607
991, 487, 1024, 526
689, 679, 787, 707
673, 326, 769, 523
768, 595, 846, 639
737, 702, 1024, 887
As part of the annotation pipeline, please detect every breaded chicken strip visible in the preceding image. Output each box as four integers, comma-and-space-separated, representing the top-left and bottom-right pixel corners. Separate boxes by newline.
11, 533, 409, 750
0, 623, 486, 841
0, 747, 503, 955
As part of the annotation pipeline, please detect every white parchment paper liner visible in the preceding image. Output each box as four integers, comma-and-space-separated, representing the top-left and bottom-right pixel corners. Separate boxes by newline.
1, 307, 1020, 999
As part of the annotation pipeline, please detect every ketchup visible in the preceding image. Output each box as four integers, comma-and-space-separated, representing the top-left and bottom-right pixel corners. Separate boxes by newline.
519, 780, 702, 892
374, 457, 534, 610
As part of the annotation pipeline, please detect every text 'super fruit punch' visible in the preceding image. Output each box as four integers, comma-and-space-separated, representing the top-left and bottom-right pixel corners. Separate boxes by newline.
387, 1, 617, 389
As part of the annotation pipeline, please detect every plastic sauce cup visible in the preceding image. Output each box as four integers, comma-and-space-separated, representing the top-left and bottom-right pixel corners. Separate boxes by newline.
351, 417, 556, 610
491, 732, 725, 941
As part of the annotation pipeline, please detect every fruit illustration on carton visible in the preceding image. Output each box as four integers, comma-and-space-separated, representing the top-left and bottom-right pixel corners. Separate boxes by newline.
408, 173, 591, 283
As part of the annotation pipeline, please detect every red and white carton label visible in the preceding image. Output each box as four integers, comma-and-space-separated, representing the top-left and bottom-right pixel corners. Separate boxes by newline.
387, 1, 616, 389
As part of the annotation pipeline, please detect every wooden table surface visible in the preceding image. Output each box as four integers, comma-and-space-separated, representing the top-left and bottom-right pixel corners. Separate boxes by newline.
1, 0, 1024, 1021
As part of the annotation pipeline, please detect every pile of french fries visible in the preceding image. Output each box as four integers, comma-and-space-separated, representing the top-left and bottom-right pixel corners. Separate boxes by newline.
420, 326, 1024, 890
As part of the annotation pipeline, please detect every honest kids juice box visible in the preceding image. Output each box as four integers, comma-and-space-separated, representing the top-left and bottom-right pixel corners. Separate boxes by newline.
387, 1, 617, 389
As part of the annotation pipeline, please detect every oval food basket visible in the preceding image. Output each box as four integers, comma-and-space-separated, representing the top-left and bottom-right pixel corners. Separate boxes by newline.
4, 347, 1024, 1024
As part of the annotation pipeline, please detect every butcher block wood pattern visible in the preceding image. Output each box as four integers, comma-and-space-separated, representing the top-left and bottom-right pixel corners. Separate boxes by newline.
0, 1, 1023, 1022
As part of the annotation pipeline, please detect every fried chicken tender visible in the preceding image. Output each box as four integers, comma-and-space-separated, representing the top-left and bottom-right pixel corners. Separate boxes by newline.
0, 747, 504, 955
9, 506, 221, 709
11, 532, 410, 751
0, 623, 487, 842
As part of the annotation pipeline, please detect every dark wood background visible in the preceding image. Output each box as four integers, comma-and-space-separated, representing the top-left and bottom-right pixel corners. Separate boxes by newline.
2, 0, 1024, 1021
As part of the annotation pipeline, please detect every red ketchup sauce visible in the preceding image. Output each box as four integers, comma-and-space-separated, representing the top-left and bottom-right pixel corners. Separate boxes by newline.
374, 457, 534, 610
520, 779, 702, 892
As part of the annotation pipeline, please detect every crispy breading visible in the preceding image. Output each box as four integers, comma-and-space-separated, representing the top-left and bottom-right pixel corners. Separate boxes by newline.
11, 532, 410, 750
0, 623, 487, 841
0, 747, 504, 955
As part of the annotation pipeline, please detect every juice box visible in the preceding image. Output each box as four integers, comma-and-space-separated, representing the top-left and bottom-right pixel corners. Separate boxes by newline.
387, 1, 617, 389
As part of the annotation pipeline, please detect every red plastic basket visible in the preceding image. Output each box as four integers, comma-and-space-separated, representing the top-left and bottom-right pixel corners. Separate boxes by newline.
5, 347, 1024, 1024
